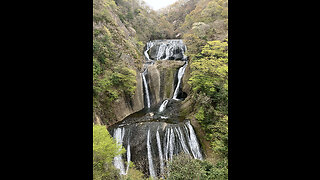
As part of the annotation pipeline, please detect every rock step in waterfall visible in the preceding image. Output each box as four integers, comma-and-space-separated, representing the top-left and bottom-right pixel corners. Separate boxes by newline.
109, 39, 203, 178
145, 39, 188, 61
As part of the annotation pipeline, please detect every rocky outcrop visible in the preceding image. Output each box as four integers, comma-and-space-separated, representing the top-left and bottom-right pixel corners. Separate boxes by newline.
181, 60, 192, 95
111, 71, 144, 123
93, 2, 145, 126
93, 112, 103, 125
146, 40, 187, 61
146, 60, 185, 106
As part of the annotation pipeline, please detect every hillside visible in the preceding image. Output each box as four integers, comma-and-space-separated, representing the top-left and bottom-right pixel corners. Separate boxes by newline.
93, 0, 175, 125
93, 0, 228, 179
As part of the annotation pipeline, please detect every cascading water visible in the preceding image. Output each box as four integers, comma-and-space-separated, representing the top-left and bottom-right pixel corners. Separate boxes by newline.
156, 129, 164, 175
175, 126, 190, 155
109, 39, 203, 178
159, 99, 169, 112
147, 129, 156, 178
185, 121, 203, 160
144, 41, 153, 61
141, 70, 151, 109
144, 39, 187, 61
126, 143, 131, 174
173, 62, 188, 100
113, 127, 126, 175
156, 43, 167, 60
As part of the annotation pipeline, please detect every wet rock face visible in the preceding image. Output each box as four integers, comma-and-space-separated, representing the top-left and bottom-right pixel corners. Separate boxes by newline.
148, 44, 165, 60
171, 46, 184, 60
108, 39, 203, 178
146, 60, 185, 107
146, 39, 187, 61
111, 71, 144, 123
108, 116, 203, 177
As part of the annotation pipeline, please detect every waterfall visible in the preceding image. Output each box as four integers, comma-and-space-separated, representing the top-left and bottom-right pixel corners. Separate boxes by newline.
108, 39, 204, 178
159, 99, 169, 112
164, 45, 173, 60
126, 143, 131, 174
156, 129, 164, 175
164, 127, 170, 162
185, 121, 203, 160
147, 129, 156, 178
141, 70, 151, 108
156, 43, 167, 60
113, 127, 126, 175
173, 62, 188, 100
145, 39, 187, 61
126, 130, 131, 174
169, 128, 175, 160
144, 41, 153, 61
110, 121, 203, 178
183, 44, 188, 60
175, 127, 190, 155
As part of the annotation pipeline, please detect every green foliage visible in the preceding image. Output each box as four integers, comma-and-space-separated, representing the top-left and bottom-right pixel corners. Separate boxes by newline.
93, 124, 125, 180
189, 40, 228, 160
110, 65, 137, 95
199, 158, 228, 180
93, 59, 137, 123
93, 0, 175, 124
93, 0, 117, 24
113, 0, 174, 41
195, 106, 205, 122
93, 64, 136, 100
165, 153, 228, 180
93, 124, 124, 166
179, 0, 228, 35
165, 154, 204, 180
92, 0, 229, 178
122, 162, 145, 180
93, 125, 146, 180
179, 4, 229, 160
189, 40, 228, 99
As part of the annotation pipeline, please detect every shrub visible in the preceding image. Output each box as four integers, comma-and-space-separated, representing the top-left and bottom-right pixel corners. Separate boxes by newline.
93, 124, 125, 179
165, 153, 228, 180
165, 153, 204, 180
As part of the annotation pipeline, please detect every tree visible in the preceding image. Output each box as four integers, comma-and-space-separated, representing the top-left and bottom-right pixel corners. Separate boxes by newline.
165, 153, 228, 180
165, 153, 204, 180
189, 40, 228, 98
190, 40, 228, 160
93, 124, 125, 179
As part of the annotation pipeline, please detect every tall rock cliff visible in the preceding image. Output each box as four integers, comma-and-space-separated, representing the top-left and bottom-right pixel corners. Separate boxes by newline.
93, 0, 176, 126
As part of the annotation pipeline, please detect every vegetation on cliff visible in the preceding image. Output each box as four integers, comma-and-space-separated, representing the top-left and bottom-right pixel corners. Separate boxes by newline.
93, 0, 228, 179
93, 0, 174, 125
161, 0, 228, 177
164, 153, 228, 180
93, 124, 124, 179
93, 124, 145, 180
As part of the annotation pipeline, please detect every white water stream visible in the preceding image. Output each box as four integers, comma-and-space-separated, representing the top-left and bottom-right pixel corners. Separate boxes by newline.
147, 129, 156, 178
110, 40, 203, 178
173, 62, 188, 100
